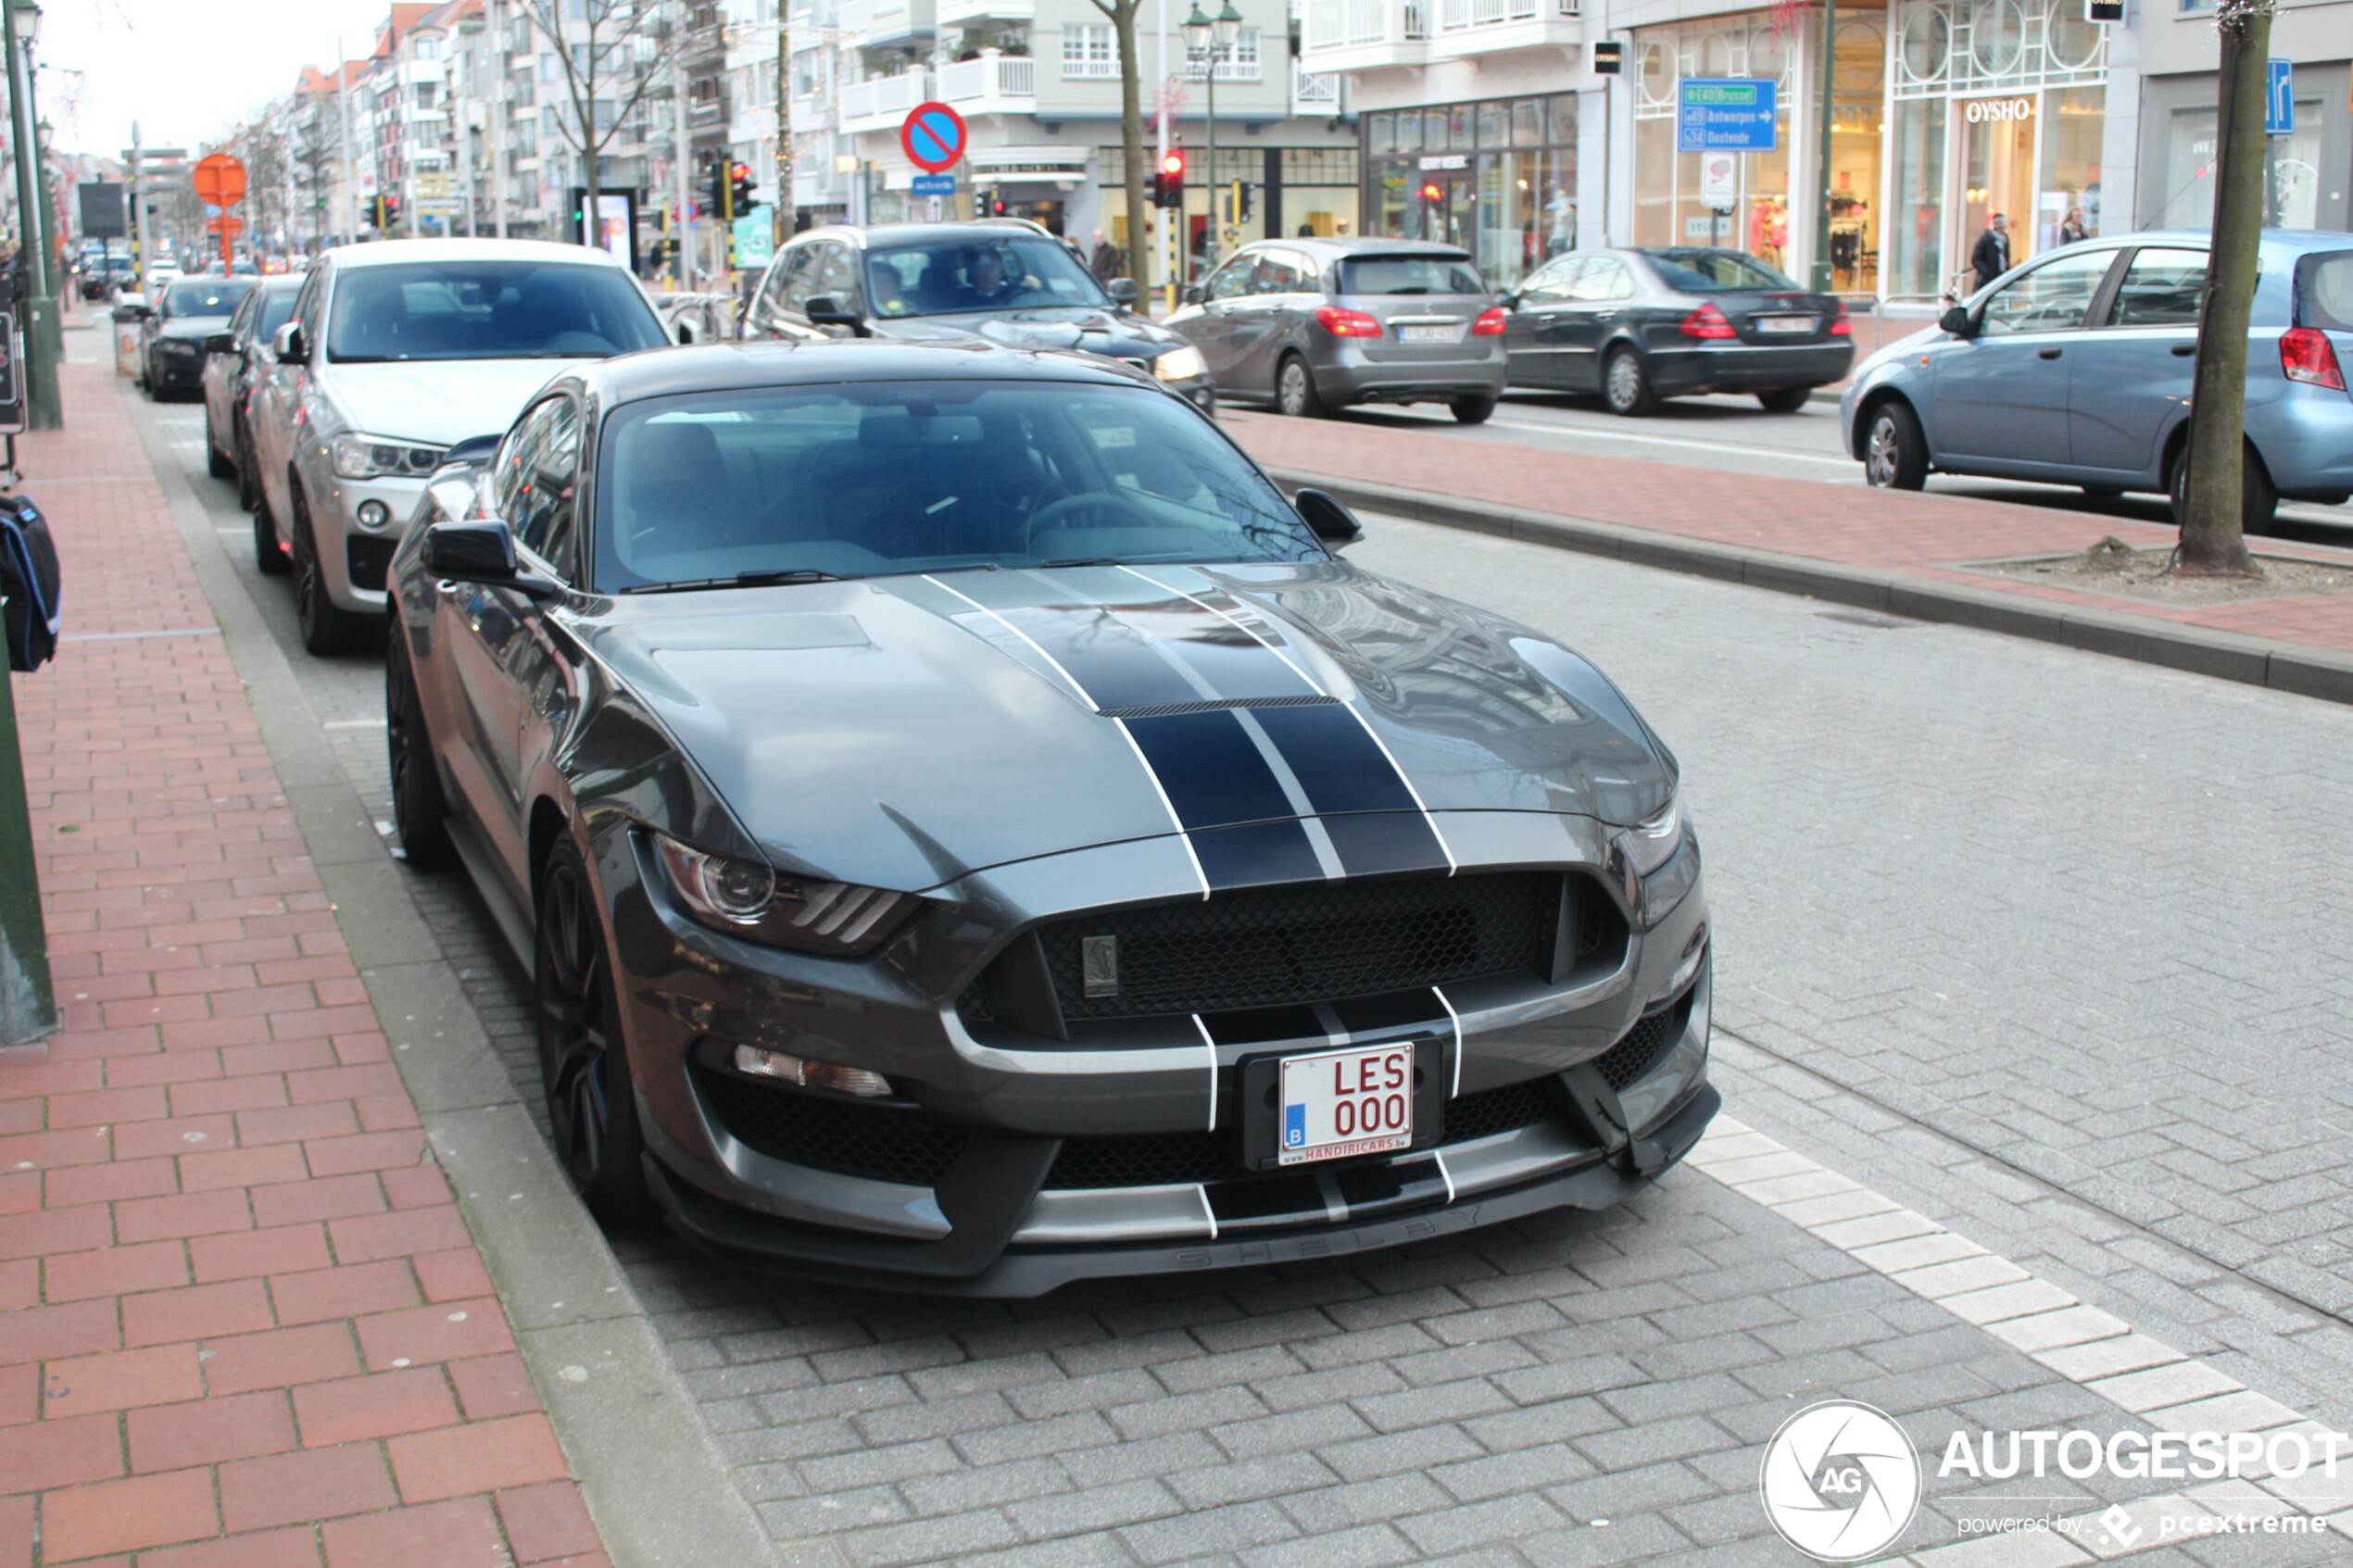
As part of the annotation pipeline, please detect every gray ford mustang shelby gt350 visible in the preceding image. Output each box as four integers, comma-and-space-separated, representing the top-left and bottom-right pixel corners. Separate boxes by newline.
385, 338, 1717, 1296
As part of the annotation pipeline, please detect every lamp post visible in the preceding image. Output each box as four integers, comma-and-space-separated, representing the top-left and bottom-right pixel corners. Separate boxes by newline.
1182, 0, 1240, 271
1811, 0, 1835, 294
4, 0, 59, 430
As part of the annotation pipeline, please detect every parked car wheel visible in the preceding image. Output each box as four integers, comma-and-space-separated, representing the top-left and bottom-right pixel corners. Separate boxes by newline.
1276, 354, 1328, 419
535, 836, 653, 1223
2170, 441, 2278, 537
204, 408, 235, 478
1451, 395, 1496, 425
289, 480, 370, 656
1862, 400, 1929, 491
234, 415, 259, 513
385, 633, 457, 872
1603, 348, 1658, 417
1756, 387, 1811, 413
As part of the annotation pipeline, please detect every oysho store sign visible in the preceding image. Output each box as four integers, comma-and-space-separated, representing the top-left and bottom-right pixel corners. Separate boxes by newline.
1964, 96, 2035, 123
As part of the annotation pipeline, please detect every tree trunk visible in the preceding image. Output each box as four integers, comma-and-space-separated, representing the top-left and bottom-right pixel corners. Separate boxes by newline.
2177, 0, 2270, 576
1113, 5, 1151, 293
583, 121, 604, 251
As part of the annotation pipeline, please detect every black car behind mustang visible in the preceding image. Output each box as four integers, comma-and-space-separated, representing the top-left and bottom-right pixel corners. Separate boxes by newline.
386, 337, 1717, 1295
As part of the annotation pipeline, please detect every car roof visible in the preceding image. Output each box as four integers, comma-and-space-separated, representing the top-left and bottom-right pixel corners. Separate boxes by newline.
792, 221, 1084, 250
579, 337, 1160, 408
327, 238, 629, 270
1251, 237, 1473, 260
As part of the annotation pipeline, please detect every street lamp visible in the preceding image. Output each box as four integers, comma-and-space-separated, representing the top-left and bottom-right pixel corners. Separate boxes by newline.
3, 0, 59, 431
1183, 0, 1242, 272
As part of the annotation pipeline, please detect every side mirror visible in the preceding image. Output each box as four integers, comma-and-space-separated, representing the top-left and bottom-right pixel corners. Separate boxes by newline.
1106, 277, 1139, 307
1182, 284, 1206, 305
204, 332, 235, 356
271, 321, 308, 362
420, 520, 560, 597
1500, 291, 1521, 311
804, 295, 865, 332
676, 320, 695, 345
1293, 487, 1364, 546
1939, 305, 1976, 338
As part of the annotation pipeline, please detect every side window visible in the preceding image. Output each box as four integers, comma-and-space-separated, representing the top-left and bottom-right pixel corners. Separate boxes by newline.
1205, 254, 1257, 302
493, 400, 560, 525
1518, 257, 1585, 306
224, 291, 257, 344
2106, 247, 2206, 328
1978, 248, 2115, 337
1569, 257, 1628, 302
295, 269, 327, 350
512, 399, 582, 580
774, 245, 822, 317
1252, 251, 1311, 294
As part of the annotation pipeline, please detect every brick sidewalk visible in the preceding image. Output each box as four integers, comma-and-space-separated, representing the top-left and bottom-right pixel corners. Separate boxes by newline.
2, 365, 609, 1567
1224, 409, 2353, 657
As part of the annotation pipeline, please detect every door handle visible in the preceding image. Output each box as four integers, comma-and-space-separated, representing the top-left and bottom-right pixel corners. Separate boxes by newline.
2037, 347, 2062, 359
1593, 311, 1617, 321
2171, 342, 2196, 357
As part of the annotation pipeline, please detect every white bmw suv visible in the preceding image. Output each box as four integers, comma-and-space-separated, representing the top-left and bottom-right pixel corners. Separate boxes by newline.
248, 239, 670, 654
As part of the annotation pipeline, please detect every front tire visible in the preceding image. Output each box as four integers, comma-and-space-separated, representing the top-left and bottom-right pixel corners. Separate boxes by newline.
385, 632, 456, 872
1603, 347, 1658, 416
234, 415, 259, 513
1450, 395, 1497, 425
290, 480, 369, 656
1756, 387, 1811, 413
1862, 400, 1929, 491
253, 480, 289, 576
535, 839, 653, 1223
1276, 354, 1328, 418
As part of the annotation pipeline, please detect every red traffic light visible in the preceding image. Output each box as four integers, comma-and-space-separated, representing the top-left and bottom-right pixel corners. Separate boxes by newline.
1161, 152, 1185, 177
732, 162, 750, 180
1420, 183, 1442, 201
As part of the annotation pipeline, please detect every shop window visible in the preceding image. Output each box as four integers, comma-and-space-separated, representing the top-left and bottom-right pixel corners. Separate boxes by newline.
2035, 85, 2104, 248
2158, 107, 2217, 230
1887, 98, 1947, 297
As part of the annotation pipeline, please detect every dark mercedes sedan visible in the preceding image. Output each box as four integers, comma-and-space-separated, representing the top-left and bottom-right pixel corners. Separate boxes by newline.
1500, 247, 1853, 415
386, 339, 1717, 1295
139, 277, 258, 400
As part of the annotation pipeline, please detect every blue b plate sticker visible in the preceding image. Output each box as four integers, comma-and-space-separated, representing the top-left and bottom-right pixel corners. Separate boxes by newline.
1277, 1042, 1415, 1167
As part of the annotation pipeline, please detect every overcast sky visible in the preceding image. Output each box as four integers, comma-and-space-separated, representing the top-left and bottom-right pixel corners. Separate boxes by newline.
44, 0, 393, 158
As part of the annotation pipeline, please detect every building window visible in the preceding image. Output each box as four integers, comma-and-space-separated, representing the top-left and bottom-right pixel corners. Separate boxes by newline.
1063, 23, 1117, 78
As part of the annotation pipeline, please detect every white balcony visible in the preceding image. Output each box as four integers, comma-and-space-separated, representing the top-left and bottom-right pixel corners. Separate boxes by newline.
937, 0, 1032, 25
838, 69, 930, 132
839, 0, 934, 44
1301, 0, 1428, 69
937, 52, 1034, 115
1427, 0, 1579, 58
795, 164, 850, 206
1290, 62, 1342, 115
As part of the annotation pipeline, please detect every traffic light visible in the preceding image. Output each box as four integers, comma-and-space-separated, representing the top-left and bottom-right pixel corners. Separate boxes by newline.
988, 189, 1007, 217
729, 162, 755, 215
704, 159, 726, 220
1152, 148, 1185, 209
383, 194, 401, 230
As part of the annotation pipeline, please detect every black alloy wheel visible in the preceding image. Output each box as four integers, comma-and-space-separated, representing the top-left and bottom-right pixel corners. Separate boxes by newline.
1276, 354, 1327, 418
384, 632, 456, 871
1603, 347, 1659, 417
1862, 400, 1929, 491
1755, 387, 1811, 413
535, 840, 652, 1222
289, 481, 369, 656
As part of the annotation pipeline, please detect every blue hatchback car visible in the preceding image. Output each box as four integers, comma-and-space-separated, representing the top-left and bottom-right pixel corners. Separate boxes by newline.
1841, 231, 2353, 533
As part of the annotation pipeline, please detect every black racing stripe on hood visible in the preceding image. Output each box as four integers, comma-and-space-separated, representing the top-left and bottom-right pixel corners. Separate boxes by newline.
1191, 820, 1326, 891
1249, 703, 1421, 817
1125, 709, 1297, 832
1322, 812, 1450, 880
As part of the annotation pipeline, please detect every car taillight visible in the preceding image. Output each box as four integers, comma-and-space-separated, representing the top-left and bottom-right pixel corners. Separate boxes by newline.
1830, 301, 1853, 336
1315, 306, 1385, 338
1471, 307, 1507, 336
2282, 326, 2347, 391
1680, 302, 1737, 340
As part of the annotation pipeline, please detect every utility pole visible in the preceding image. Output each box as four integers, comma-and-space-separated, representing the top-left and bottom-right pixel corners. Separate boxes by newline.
4, 0, 59, 431
1810, 0, 1835, 293
773, 0, 792, 247
0, 645, 53, 1047
129, 119, 148, 288
490, 1, 509, 238
672, 0, 690, 290
339, 36, 359, 244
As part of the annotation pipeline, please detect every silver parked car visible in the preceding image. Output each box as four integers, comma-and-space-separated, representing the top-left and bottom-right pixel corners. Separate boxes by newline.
247, 239, 669, 655
1167, 239, 1507, 423
1842, 230, 2353, 532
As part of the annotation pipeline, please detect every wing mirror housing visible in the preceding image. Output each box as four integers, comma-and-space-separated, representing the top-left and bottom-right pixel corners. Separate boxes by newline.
1939, 305, 1977, 338
271, 321, 308, 362
1105, 277, 1139, 309
1500, 290, 1521, 311
803, 295, 867, 334
1293, 487, 1365, 547
421, 520, 560, 597
203, 332, 236, 357
1182, 283, 1206, 305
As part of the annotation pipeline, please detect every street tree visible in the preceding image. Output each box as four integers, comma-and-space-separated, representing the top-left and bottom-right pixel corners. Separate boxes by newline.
2177, 0, 2271, 577
515, 0, 678, 251
1087, 0, 1151, 291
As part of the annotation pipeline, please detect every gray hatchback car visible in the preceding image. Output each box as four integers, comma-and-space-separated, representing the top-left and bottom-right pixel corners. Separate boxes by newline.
1168, 238, 1508, 423
1842, 230, 2353, 533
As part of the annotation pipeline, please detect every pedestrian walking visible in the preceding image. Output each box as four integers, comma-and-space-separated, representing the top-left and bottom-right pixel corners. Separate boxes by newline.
1970, 213, 2010, 292
1088, 228, 1124, 284
2058, 206, 2090, 246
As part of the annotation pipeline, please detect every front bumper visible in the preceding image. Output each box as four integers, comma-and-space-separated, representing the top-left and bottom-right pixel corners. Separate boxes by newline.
602, 809, 1717, 1295
1647, 343, 1855, 396
307, 472, 428, 612
149, 347, 207, 390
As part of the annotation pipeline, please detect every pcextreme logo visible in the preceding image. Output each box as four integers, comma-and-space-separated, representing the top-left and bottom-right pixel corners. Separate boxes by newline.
1757, 1399, 1922, 1562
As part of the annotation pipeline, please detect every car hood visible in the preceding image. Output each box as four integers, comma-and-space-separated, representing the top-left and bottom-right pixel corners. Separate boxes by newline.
870, 307, 1185, 364
570, 561, 1674, 891
323, 358, 585, 447
156, 317, 231, 343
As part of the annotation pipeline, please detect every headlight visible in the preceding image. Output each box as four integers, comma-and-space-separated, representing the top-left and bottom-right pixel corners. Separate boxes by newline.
651, 833, 918, 957
1624, 794, 1687, 877
332, 433, 447, 481
1152, 345, 1207, 383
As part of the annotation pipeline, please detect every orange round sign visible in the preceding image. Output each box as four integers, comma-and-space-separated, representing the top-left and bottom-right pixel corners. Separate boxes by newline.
192, 152, 247, 207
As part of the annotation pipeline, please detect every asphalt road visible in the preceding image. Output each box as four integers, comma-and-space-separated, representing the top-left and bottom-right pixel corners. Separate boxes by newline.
107, 331, 2353, 1566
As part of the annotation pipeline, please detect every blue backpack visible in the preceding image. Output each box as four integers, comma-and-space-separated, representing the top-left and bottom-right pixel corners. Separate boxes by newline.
0, 492, 59, 672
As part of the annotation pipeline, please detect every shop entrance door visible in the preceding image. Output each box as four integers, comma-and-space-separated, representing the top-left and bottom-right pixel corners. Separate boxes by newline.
1959, 98, 2038, 277
1413, 172, 1474, 250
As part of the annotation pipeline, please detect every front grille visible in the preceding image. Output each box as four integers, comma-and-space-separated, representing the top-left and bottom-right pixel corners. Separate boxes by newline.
698, 1068, 971, 1187
1042, 1074, 1567, 1190
1592, 1006, 1682, 1092
1029, 872, 1561, 1022
346, 532, 397, 593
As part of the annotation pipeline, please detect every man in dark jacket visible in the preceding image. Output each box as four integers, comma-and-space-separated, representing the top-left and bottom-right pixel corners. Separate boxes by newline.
1088, 228, 1124, 284
1969, 213, 2010, 293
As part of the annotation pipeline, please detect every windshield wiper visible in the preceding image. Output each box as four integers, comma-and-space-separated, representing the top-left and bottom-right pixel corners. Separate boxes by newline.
1038, 557, 1124, 570
622, 568, 849, 594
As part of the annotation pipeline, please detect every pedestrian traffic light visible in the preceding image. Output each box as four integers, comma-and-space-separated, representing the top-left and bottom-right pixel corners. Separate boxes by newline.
729, 162, 755, 214
1153, 149, 1185, 208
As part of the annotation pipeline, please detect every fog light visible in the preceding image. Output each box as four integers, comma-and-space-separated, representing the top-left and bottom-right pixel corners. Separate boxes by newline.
355, 499, 392, 532
733, 1044, 892, 1098
1650, 925, 1707, 1008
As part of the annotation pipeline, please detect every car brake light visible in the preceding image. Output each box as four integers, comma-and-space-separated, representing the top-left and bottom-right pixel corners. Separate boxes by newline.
2282, 326, 2347, 391
1315, 306, 1385, 338
1830, 301, 1853, 336
1680, 303, 1737, 340
1471, 307, 1507, 336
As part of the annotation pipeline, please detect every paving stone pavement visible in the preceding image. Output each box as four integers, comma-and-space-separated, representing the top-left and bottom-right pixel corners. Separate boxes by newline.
127, 388, 2353, 1565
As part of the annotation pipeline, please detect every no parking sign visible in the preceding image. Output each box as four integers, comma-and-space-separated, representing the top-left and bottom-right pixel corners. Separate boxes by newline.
900, 103, 967, 174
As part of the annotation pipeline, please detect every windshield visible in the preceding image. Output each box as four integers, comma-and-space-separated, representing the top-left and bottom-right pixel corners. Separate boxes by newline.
596, 381, 1325, 592
864, 235, 1109, 318
164, 280, 255, 318
1337, 256, 1483, 296
325, 259, 666, 362
1649, 250, 1802, 292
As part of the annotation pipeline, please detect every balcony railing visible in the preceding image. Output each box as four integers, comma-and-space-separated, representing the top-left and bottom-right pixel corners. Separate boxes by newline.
1291, 62, 1341, 109
838, 69, 930, 129
1438, 0, 1575, 27
1303, 0, 1427, 50
938, 0, 1033, 24
838, 0, 934, 40
937, 52, 1035, 107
